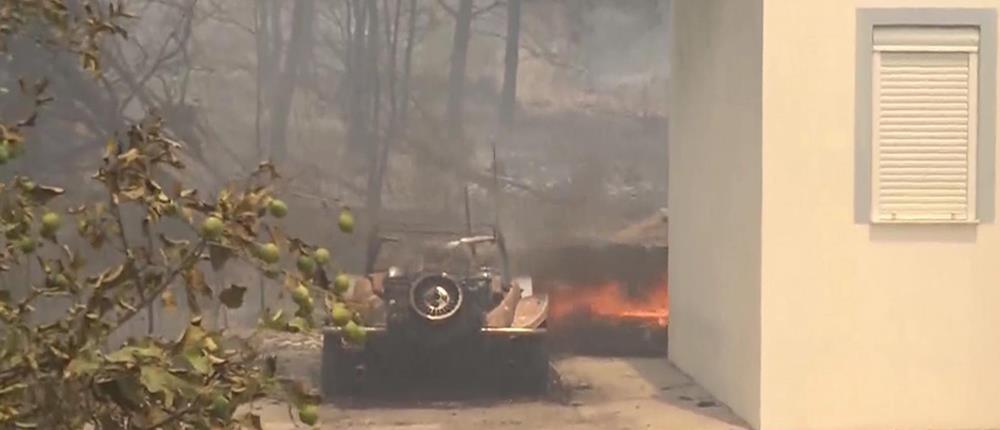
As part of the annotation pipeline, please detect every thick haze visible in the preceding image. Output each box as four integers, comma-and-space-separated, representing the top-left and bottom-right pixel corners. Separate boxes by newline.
0, 0, 670, 338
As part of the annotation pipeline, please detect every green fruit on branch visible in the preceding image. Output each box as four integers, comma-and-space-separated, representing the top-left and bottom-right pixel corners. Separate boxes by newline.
200, 216, 224, 240
0, 145, 9, 165
291, 284, 311, 305
268, 199, 288, 218
313, 247, 331, 265
333, 273, 351, 294
17, 237, 36, 253
298, 404, 319, 425
296, 255, 316, 275
40, 211, 61, 235
344, 320, 366, 345
258, 243, 280, 264
331, 303, 351, 327
338, 209, 354, 233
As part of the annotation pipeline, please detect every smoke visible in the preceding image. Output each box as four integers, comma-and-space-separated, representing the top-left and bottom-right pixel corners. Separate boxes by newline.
2, 0, 672, 337
576, 0, 671, 86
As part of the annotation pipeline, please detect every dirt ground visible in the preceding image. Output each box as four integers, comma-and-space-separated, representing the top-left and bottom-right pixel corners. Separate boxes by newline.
245, 331, 749, 430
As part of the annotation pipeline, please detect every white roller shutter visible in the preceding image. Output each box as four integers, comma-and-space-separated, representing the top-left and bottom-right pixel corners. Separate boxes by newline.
872, 26, 979, 223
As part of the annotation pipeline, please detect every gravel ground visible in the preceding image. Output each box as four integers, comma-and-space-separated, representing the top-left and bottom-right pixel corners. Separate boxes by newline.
242, 330, 749, 430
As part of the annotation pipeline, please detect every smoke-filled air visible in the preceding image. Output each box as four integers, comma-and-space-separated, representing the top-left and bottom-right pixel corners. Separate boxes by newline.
0, 1, 696, 429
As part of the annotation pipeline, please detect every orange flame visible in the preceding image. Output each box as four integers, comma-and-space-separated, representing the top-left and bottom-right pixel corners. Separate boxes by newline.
549, 276, 669, 327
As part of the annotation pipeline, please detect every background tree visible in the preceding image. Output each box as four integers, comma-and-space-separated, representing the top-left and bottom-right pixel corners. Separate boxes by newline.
446, 0, 474, 143
498, 0, 522, 131
0, 1, 362, 427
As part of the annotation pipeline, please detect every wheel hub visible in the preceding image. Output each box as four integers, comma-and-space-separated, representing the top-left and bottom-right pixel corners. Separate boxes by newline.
410, 274, 463, 321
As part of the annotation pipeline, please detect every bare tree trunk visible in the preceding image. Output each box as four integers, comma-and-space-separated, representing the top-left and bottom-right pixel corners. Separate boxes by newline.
399, 0, 417, 131
368, 0, 381, 151
363, 0, 384, 275
346, 0, 369, 158
373, 0, 402, 199
498, 0, 521, 130
383, 0, 401, 132
254, 0, 270, 161
267, 0, 315, 164
446, 0, 473, 141
269, 0, 283, 97
345, 0, 374, 267
494, 0, 521, 235
254, 0, 269, 315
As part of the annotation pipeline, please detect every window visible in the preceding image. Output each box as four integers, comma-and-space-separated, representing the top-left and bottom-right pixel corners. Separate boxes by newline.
856, 9, 996, 225
872, 26, 979, 223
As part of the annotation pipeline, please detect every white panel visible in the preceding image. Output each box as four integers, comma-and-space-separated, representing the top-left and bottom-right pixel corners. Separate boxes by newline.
874, 26, 980, 52
515, 276, 533, 297
872, 49, 977, 223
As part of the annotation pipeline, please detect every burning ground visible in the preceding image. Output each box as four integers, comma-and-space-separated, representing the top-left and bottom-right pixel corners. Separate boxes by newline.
549, 275, 668, 328
515, 210, 670, 356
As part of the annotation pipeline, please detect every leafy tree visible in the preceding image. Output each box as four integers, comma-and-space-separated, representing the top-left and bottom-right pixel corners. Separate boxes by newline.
0, 1, 359, 428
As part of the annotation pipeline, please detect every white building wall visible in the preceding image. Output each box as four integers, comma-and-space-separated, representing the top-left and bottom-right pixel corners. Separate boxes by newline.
668, 1, 763, 427
759, 0, 1000, 428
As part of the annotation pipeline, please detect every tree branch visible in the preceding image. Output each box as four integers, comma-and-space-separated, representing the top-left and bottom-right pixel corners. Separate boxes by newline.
472, 0, 503, 17
113, 241, 206, 330
434, 0, 456, 16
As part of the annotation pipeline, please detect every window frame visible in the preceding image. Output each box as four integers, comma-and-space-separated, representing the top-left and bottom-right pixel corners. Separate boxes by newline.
855, 8, 997, 225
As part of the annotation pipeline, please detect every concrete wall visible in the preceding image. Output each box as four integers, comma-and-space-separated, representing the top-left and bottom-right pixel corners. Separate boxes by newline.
760, 0, 1000, 428
667, 1, 763, 427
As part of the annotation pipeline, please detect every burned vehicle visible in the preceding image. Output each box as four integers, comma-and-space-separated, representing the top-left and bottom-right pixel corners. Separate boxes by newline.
320, 221, 550, 398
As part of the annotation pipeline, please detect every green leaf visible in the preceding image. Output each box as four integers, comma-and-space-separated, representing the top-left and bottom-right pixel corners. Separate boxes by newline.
0, 383, 26, 396
91, 264, 131, 290
120, 185, 145, 200
177, 319, 208, 353
184, 349, 211, 376
25, 184, 64, 205
139, 365, 178, 407
106, 345, 163, 364
97, 377, 144, 412
64, 353, 99, 378
105, 349, 137, 365
218, 284, 247, 309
